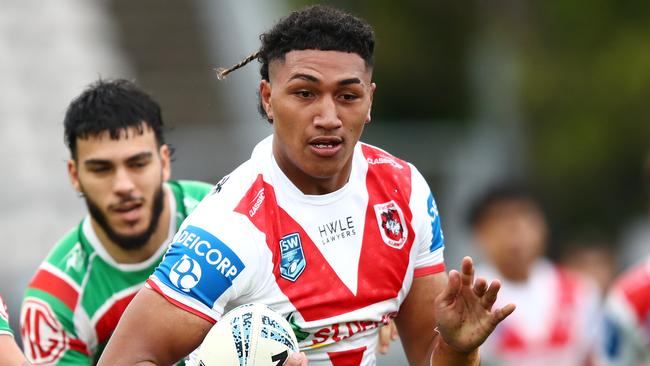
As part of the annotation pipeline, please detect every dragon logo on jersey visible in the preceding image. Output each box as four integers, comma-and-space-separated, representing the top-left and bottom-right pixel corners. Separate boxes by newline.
279, 233, 306, 282
374, 201, 408, 249
21, 298, 68, 364
169, 255, 202, 292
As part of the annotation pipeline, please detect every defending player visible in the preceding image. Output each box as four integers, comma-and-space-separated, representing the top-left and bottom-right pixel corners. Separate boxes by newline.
0, 295, 27, 366
595, 154, 650, 365
467, 184, 601, 366
99, 6, 515, 366
20, 80, 212, 365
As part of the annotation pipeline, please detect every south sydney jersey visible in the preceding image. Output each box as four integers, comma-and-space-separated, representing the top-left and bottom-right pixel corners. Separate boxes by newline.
150, 136, 446, 366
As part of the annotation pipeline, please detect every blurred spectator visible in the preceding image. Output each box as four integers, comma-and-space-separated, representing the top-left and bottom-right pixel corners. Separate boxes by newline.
594, 153, 650, 366
561, 236, 617, 293
468, 183, 601, 366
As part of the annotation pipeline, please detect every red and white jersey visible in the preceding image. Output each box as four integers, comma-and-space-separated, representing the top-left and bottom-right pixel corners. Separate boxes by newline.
149, 136, 445, 366
595, 256, 650, 366
477, 260, 601, 366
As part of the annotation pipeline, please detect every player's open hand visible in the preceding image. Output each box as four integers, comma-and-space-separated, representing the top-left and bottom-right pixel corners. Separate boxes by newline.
434, 256, 515, 353
284, 352, 308, 366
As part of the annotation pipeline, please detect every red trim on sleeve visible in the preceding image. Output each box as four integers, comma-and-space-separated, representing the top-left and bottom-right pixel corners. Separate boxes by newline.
68, 338, 90, 356
29, 269, 79, 311
146, 279, 217, 324
414, 263, 446, 278
94, 293, 137, 345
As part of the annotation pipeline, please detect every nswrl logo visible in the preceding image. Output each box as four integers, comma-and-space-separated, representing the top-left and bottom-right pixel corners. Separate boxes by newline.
279, 233, 306, 282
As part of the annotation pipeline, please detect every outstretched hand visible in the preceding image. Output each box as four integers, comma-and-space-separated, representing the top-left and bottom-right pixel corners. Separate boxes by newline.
434, 257, 515, 353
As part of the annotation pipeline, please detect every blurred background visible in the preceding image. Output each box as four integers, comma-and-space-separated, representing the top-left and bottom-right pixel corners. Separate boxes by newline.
1, 0, 648, 364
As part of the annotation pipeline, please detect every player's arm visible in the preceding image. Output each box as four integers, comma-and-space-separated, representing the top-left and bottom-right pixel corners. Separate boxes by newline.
0, 334, 27, 366
396, 257, 515, 366
98, 287, 212, 365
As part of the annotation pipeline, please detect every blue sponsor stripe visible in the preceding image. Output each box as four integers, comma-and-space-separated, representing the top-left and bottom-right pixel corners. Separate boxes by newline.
153, 225, 245, 308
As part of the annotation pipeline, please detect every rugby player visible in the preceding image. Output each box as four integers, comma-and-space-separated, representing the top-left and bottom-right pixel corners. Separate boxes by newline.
99, 6, 515, 366
0, 295, 27, 366
20, 79, 212, 365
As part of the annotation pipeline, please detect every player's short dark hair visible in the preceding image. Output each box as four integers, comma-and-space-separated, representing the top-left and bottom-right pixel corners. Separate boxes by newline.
64, 79, 165, 160
216, 5, 375, 121
257, 5, 375, 81
466, 183, 545, 228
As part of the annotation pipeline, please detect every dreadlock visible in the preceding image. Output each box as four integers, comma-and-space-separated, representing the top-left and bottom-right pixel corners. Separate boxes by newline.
214, 5, 375, 121
215, 51, 261, 80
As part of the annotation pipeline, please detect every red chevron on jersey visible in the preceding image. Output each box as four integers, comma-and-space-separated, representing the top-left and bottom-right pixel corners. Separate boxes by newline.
235, 145, 414, 322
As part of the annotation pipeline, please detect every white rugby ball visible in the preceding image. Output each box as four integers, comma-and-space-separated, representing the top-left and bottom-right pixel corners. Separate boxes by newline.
198, 303, 299, 366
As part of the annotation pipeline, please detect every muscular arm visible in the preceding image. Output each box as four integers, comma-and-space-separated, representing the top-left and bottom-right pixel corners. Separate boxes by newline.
98, 287, 213, 366
396, 272, 479, 366
0, 335, 27, 366
396, 258, 515, 366
395, 272, 446, 365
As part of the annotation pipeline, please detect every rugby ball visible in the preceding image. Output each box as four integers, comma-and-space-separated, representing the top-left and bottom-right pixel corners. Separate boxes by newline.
198, 303, 299, 366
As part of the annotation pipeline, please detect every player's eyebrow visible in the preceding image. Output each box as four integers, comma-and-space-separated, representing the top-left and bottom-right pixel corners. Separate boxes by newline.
338, 77, 362, 86
289, 73, 319, 83
125, 152, 153, 164
288, 74, 363, 86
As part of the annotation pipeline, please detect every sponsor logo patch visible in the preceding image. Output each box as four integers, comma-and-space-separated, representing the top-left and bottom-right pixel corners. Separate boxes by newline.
279, 233, 307, 282
374, 201, 408, 249
427, 193, 444, 252
156, 225, 245, 307
21, 298, 68, 364
169, 255, 202, 292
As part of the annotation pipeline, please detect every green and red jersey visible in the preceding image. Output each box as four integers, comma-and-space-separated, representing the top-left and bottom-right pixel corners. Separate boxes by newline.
21, 180, 211, 365
0, 294, 12, 337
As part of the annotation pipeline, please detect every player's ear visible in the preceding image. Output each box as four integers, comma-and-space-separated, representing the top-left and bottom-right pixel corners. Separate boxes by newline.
159, 144, 171, 182
67, 159, 81, 193
366, 82, 376, 124
259, 80, 274, 121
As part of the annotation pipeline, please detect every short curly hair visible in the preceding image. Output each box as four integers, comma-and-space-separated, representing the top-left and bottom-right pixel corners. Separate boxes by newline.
64, 79, 165, 160
216, 5, 375, 121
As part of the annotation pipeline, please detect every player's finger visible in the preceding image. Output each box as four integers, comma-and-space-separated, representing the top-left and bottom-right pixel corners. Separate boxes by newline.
480, 280, 502, 309
285, 352, 309, 366
493, 303, 516, 324
473, 277, 488, 298
390, 321, 399, 340
438, 270, 461, 305
378, 323, 393, 354
460, 256, 475, 287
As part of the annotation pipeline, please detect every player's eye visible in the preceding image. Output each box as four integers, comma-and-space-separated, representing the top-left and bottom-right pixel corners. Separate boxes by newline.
130, 160, 148, 169
87, 165, 112, 173
294, 90, 314, 99
339, 93, 359, 102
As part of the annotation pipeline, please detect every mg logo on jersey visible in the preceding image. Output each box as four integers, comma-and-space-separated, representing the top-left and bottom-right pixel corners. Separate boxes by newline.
374, 201, 408, 249
169, 254, 202, 292
279, 233, 306, 282
21, 298, 68, 364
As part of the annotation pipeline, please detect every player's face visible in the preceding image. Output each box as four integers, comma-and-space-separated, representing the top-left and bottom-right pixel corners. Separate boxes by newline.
67, 125, 171, 250
475, 200, 547, 281
260, 50, 376, 194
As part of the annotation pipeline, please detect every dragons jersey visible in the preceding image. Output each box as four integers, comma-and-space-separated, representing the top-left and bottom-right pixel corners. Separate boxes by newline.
477, 260, 602, 366
21, 180, 211, 366
149, 136, 446, 366
0, 294, 12, 337
596, 256, 650, 366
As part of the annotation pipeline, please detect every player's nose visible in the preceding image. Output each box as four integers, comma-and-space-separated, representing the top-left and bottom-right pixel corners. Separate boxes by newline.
112, 166, 136, 194
313, 96, 342, 130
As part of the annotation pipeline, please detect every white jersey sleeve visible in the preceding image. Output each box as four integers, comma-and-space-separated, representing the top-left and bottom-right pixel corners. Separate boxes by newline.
409, 164, 445, 276
148, 181, 267, 322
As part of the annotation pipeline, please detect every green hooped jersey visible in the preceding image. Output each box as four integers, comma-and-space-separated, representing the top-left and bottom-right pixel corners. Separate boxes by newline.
0, 294, 12, 337
21, 180, 212, 365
